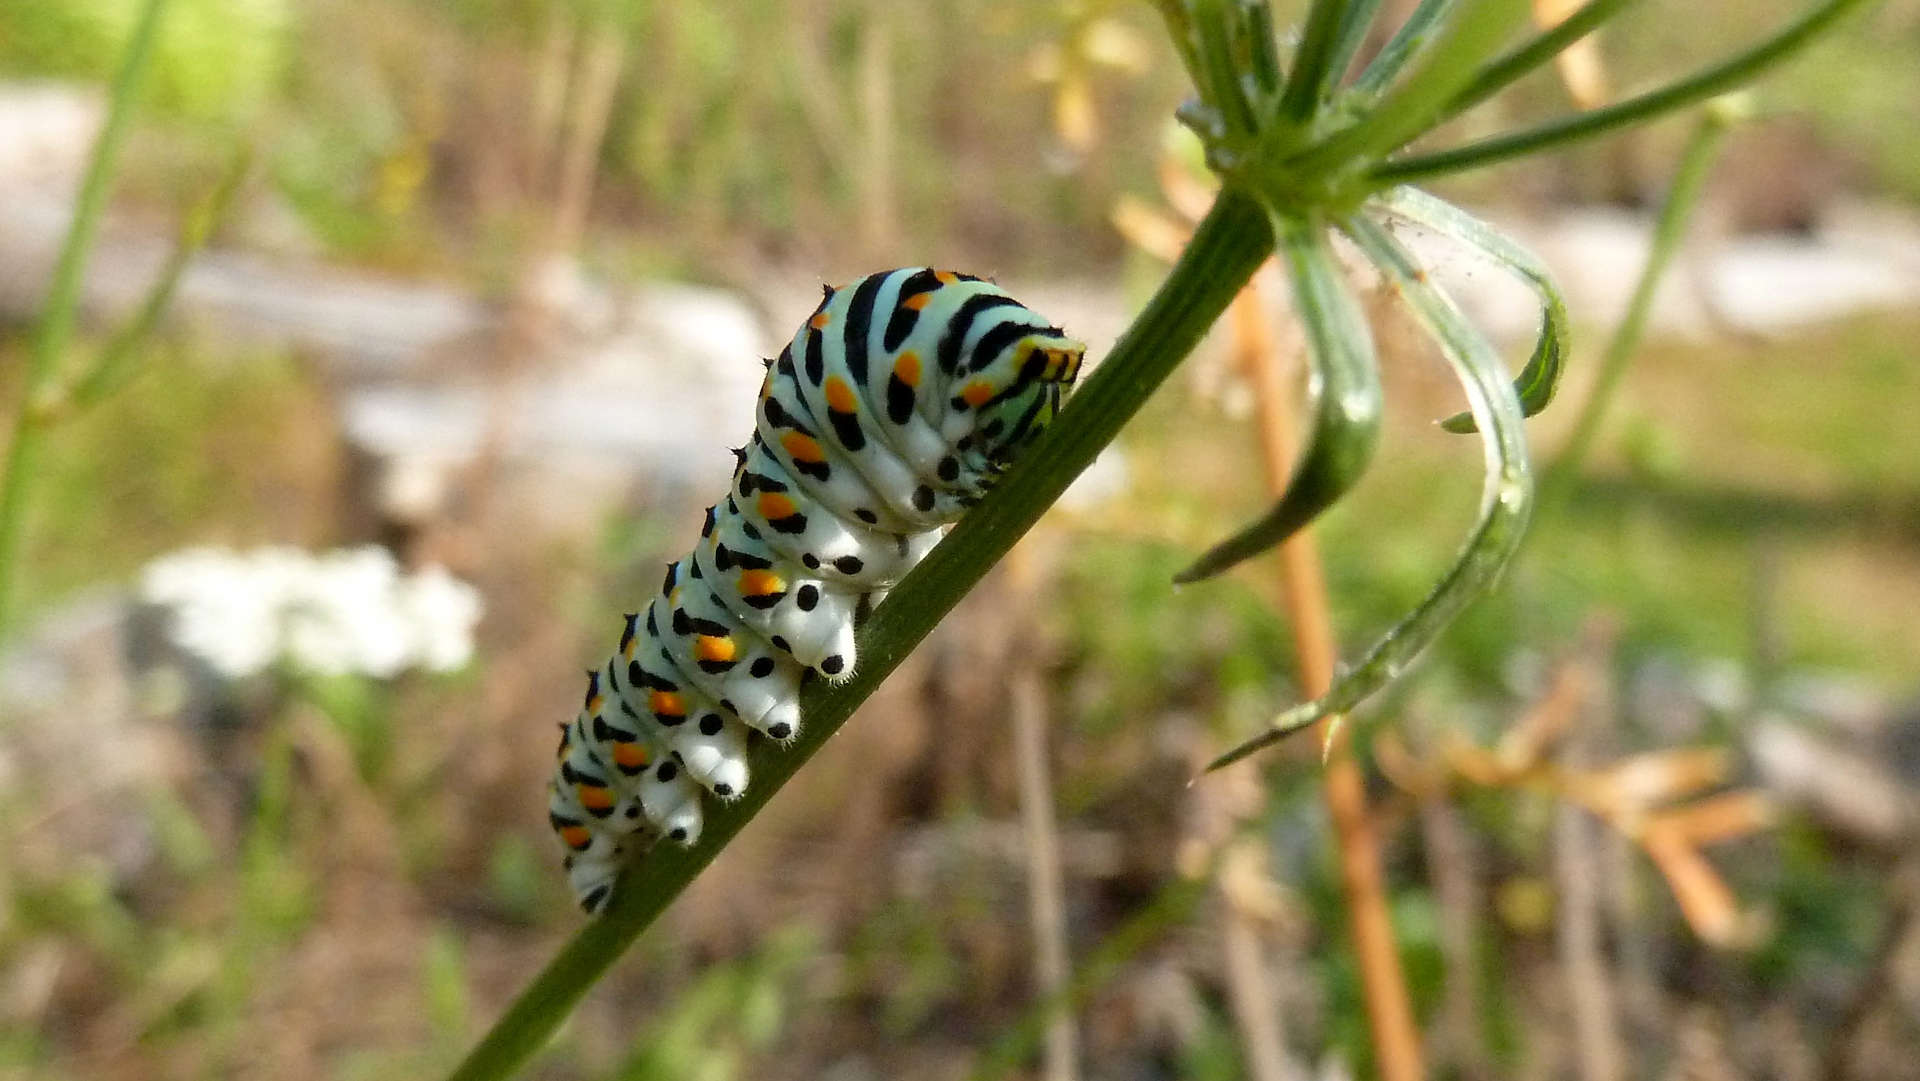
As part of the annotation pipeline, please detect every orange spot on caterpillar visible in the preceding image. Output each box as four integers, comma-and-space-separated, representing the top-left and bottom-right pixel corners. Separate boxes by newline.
738, 569, 786, 597
586, 692, 605, 714
757, 491, 798, 521
576, 784, 614, 811
649, 690, 685, 717
903, 292, 932, 310
780, 431, 824, 463
559, 825, 592, 850
824, 376, 859, 414
893, 351, 921, 388
695, 634, 736, 664
612, 741, 649, 770
810, 311, 831, 329
962, 381, 996, 407
934, 270, 959, 285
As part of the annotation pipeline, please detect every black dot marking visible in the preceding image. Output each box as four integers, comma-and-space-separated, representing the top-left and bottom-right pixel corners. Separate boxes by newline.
802, 553, 820, 569
834, 555, 864, 575
582, 886, 609, 912
670, 828, 688, 842
656, 761, 678, 782
626, 806, 640, 819
796, 584, 820, 611
821, 655, 844, 675
855, 508, 878, 525
768, 722, 793, 740
720, 698, 737, 714
713, 783, 734, 797
770, 635, 790, 652
699, 713, 724, 736
912, 485, 935, 512
983, 418, 1005, 439
751, 657, 776, 678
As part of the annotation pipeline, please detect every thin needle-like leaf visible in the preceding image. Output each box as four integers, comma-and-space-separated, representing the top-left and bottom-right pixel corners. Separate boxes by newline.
0, 0, 170, 631
1193, 0, 1263, 137
1325, 0, 1387, 92
1549, 101, 1739, 489
1440, 0, 1642, 120
1371, 0, 1870, 184
1351, 0, 1458, 97
68, 143, 251, 411
1175, 212, 1382, 583
1290, 0, 1527, 177
1280, 0, 1357, 121
1370, 185, 1570, 431
1205, 214, 1532, 773
1243, 0, 1287, 105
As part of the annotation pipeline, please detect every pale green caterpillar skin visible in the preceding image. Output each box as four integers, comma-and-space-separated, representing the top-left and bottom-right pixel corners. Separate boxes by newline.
548, 268, 1085, 915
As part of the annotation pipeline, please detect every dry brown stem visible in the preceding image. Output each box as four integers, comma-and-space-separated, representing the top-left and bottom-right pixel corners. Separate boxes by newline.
1238, 280, 1426, 1081
1008, 546, 1080, 1081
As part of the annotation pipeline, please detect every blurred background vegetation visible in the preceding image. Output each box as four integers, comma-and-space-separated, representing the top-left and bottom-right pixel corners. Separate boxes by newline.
1, 1, 1917, 1079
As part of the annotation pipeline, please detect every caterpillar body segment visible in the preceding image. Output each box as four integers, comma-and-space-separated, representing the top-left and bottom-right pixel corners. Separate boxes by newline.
549, 267, 1085, 914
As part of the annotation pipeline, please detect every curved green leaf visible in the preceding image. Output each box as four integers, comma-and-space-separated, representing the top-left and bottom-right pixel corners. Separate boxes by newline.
1369, 185, 1570, 432
1174, 211, 1382, 584
1205, 212, 1534, 773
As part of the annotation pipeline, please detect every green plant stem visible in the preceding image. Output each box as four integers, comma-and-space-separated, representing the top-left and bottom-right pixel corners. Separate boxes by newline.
68, 143, 251, 412
1280, 0, 1356, 121
443, 190, 1275, 1081
1371, 0, 1869, 184
0, 0, 170, 633
1441, 0, 1643, 120
1546, 103, 1738, 497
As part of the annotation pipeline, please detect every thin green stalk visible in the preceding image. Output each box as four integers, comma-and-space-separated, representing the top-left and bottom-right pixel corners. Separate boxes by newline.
1193, 0, 1262, 137
67, 143, 251, 412
1244, 0, 1286, 104
1441, 0, 1643, 120
1280, 0, 1356, 121
1325, 0, 1387, 92
1288, 0, 1527, 178
1371, 0, 1869, 184
443, 191, 1275, 1081
1175, 210, 1381, 583
1351, 0, 1456, 97
1547, 102, 1740, 496
0, 0, 170, 632
1207, 213, 1533, 773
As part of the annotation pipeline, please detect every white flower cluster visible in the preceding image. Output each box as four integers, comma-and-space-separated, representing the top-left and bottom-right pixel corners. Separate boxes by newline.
139, 546, 483, 680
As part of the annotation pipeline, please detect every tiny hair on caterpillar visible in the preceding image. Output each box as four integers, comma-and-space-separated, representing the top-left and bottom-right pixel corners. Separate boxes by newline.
548, 268, 1085, 914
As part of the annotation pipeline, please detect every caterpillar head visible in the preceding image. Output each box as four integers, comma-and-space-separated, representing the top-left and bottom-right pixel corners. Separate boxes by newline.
958, 327, 1086, 467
